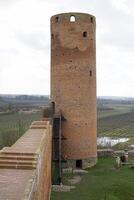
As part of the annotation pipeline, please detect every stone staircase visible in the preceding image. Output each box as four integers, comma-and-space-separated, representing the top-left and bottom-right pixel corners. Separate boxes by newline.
0, 152, 38, 169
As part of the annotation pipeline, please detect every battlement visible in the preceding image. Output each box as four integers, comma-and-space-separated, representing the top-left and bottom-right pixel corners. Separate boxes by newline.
51, 12, 95, 24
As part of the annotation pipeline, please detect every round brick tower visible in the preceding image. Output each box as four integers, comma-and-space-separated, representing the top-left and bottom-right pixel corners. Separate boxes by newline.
51, 12, 97, 169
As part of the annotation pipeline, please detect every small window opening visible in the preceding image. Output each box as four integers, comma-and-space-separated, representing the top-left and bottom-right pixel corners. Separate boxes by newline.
70, 15, 75, 22
55, 16, 60, 22
90, 17, 93, 23
83, 31, 87, 37
51, 34, 54, 39
76, 160, 82, 168
51, 101, 55, 114
90, 70, 92, 76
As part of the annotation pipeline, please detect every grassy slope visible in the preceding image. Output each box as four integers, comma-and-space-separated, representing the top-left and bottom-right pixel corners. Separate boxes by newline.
97, 104, 134, 148
0, 112, 42, 149
98, 111, 134, 138
51, 157, 134, 200
97, 103, 134, 137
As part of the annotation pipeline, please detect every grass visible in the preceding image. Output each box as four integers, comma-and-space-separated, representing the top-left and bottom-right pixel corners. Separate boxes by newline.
51, 157, 134, 200
0, 111, 42, 149
51, 102, 134, 199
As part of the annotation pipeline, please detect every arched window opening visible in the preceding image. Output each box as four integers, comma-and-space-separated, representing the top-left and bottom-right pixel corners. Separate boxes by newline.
90, 17, 93, 23
70, 15, 75, 22
51, 34, 54, 39
51, 101, 55, 114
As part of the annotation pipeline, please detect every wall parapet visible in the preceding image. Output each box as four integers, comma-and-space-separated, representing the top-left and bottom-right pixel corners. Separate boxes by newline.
0, 120, 52, 200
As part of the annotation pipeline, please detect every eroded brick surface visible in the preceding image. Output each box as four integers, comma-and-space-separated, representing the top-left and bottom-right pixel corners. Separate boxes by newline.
51, 13, 97, 165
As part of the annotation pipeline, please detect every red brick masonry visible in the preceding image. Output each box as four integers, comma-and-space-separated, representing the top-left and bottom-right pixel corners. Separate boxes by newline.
0, 120, 52, 200
51, 13, 97, 167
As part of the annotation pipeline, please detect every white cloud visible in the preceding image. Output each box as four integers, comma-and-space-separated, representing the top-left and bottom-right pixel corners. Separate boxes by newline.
0, 0, 17, 7
111, 0, 134, 16
97, 44, 134, 96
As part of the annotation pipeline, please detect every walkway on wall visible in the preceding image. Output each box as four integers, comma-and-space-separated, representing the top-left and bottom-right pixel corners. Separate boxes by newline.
0, 120, 52, 200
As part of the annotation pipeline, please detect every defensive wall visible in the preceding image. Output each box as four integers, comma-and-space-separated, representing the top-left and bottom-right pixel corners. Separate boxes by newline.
0, 120, 52, 200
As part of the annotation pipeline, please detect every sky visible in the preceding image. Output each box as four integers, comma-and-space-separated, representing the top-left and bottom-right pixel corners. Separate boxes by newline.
0, 0, 134, 96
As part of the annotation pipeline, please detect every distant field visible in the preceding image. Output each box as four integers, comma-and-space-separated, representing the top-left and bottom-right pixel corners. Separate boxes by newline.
0, 111, 42, 149
1, 96, 134, 150
98, 104, 134, 118
0, 95, 47, 149
98, 111, 134, 138
97, 103, 134, 149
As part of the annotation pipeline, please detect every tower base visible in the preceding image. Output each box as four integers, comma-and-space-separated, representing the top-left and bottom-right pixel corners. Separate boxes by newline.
63, 157, 97, 170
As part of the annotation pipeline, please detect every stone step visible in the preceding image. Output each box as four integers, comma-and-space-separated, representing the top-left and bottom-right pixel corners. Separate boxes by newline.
30, 124, 47, 129
0, 154, 37, 161
0, 159, 37, 165
1, 152, 37, 156
31, 121, 49, 125
0, 163, 36, 169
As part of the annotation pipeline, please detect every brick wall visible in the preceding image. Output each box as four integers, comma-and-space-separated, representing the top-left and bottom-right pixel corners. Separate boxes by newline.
0, 120, 52, 200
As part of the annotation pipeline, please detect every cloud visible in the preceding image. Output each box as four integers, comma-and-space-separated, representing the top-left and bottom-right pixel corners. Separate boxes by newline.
0, 0, 17, 7
16, 32, 49, 51
97, 44, 134, 96
0, 0, 134, 96
95, 0, 134, 51
1, 65, 50, 94
100, 19, 134, 51
111, 0, 134, 16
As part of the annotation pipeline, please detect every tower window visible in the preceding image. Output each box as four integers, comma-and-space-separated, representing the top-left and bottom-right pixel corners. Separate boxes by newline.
70, 15, 75, 22
55, 16, 60, 22
51, 101, 55, 114
90, 17, 93, 23
51, 34, 54, 39
90, 70, 92, 76
83, 31, 87, 37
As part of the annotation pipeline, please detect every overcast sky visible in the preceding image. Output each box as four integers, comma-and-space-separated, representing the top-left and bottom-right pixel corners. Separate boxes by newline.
0, 0, 134, 96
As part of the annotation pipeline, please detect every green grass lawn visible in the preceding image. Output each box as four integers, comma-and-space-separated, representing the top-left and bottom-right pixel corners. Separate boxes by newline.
51, 157, 134, 200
